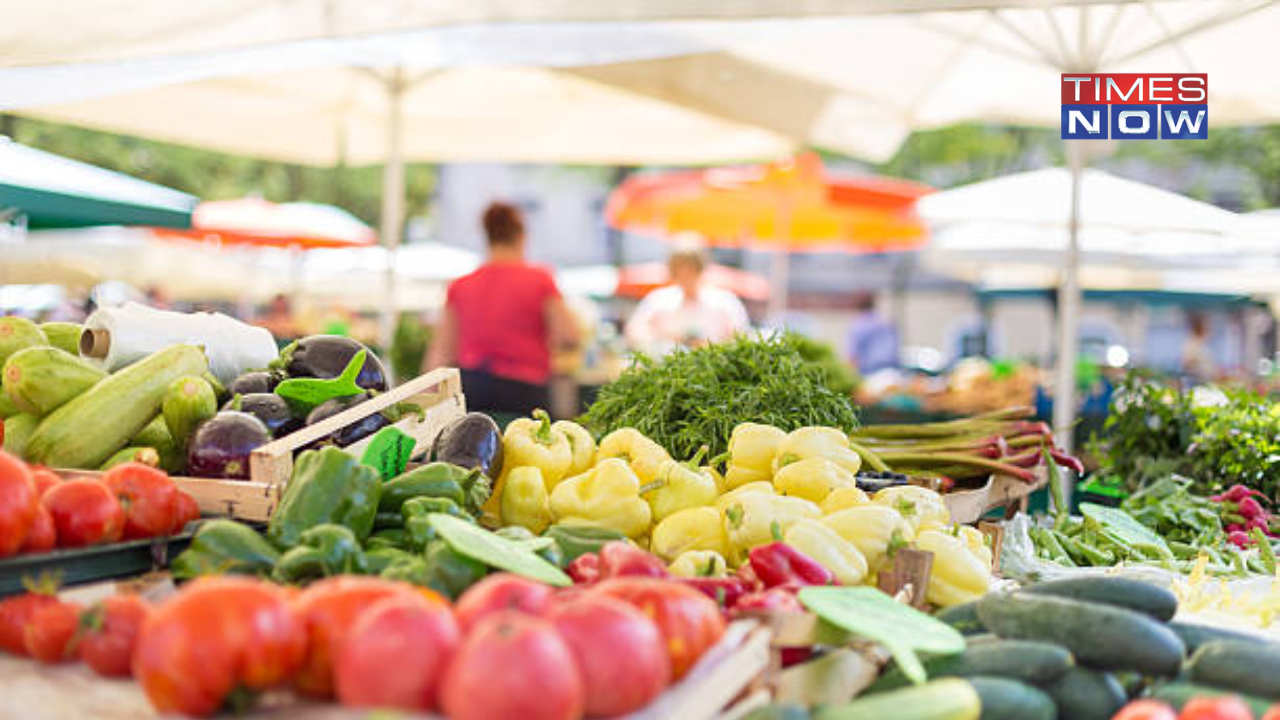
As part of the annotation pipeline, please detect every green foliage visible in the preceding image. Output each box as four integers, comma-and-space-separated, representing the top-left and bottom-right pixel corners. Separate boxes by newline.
791, 334, 860, 396
580, 332, 861, 459
389, 314, 432, 383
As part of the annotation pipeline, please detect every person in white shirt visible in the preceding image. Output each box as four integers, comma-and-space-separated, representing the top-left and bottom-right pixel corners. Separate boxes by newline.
625, 236, 750, 355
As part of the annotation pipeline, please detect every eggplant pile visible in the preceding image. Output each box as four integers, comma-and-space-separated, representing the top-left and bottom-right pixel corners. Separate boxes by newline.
186, 336, 393, 478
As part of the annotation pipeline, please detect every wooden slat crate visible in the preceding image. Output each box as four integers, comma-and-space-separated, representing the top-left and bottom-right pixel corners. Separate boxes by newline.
944, 464, 1050, 525
56, 367, 466, 522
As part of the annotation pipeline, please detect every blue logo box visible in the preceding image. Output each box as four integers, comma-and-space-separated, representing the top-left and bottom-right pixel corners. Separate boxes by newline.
1061, 104, 1107, 139
1160, 104, 1209, 139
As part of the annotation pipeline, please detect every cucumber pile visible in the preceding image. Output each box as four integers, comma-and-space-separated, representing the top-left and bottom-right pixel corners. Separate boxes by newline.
753, 576, 1280, 720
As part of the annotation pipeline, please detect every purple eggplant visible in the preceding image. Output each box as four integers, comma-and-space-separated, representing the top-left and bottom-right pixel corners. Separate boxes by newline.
431, 412, 504, 479
224, 393, 302, 438
282, 336, 387, 391
229, 371, 281, 396
305, 393, 388, 447
187, 411, 271, 480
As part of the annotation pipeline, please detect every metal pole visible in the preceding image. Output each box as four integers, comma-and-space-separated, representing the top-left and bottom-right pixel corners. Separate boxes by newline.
1054, 141, 1085, 452
377, 68, 406, 367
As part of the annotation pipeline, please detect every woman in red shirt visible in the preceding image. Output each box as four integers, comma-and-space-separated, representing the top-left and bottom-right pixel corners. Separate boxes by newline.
425, 202, 579, 415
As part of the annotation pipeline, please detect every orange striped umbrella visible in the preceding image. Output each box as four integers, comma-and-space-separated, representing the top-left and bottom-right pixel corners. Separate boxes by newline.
154, 198, 377, 250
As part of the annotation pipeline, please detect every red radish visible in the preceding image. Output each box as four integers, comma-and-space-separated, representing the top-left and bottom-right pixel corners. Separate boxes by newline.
1239, 497, 1266, 520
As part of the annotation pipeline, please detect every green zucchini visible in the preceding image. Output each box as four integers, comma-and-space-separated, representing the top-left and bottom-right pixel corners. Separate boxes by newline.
813, 678, 981, 720
966, 677, 1056, 720
131, 416, 183, 473
0, 393, 19, 419
3, 413, 39, 459
3, 346, 106, 416
1170, 621, 1269, 654
1186, 639, 1280, 699
1020, 577, 1177, 622
1151, 681, 1272, 717
25, 345, 208, 469
162, 375, 217, 448
869, 639, 1073, 692
100, 446, 160, 471
937, 601, 986, 636
975, 592, 1183, 676
38, 322, 82, 356
1043, 668, 1126, 720
742, 704, 811, 720
0, 317, 48, 367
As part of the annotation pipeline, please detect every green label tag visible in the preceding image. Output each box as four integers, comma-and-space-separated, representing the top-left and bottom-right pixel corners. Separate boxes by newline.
362, 426, 416, 480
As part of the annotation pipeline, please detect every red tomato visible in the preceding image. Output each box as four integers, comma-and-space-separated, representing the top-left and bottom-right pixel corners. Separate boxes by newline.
293, 576, 423, 698
1261, 705, 1280, 720
23, 600, 83, 663
78, 595, 152, 678
441, 611, 584, 720
133, 577, 306, 717
20, 504, 56, 553
0, 451, 38, 557
593, 577, 726, 679
335, 592, 459, 711
170, 490, 200, 534
0, 591, 59, 655
1113, 700, 1177, 720
455, 573, 553, 631
29, 468, 62, 497
1180, 697, 1255, 720
547, 594, 670, 717
102, 463, 177, 540
43, 480, 124, 547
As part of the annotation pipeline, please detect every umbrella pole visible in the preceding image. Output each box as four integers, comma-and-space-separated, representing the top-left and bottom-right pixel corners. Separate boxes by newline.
377, 68, 406, 370
1053, 142, 1086, 453
766, 250, 790, 326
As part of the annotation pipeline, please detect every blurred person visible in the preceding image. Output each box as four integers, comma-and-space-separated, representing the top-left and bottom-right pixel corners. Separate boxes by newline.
425, 201, 579, 416
624, 236, 749, 354
1182, 311, 1217, 383
144, 286, 169, 310
256, 293, 299, 340
845, 291, 899, 374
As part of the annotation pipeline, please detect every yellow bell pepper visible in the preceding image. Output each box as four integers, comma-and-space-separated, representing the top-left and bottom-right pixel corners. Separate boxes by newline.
650, 506, 730, 561
644, 447, 719, 523
598, 428, 671, 485
714, 482, 777, 512
549, 458, 652, 539
723, 422, 786, 490
504, 410, 573, 488
552, 419, 597, 477
785, 519, 869, 586
722, 491, 821, 561
773, 426, 862, 477
704, 464, 729, 495
773, 457, 857, 504
956, 525, 994, 568
914, 529, 992, 608
820, 486, 871, 515
821, 506, 914, 571
872, 486, 951, 534
500, 466, 552, 534
668, 550, 729, 578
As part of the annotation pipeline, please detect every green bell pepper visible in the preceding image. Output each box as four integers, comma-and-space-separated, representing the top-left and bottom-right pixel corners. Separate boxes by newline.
272, 524, 369, 583
373, 511, 404, 531
543, 523, 627, 563
268, 447, 382, 547
378, 542, 487, 599
402, 496, 474, 552
171, 519, 280, 579
366, 546, 414, 575
379, 462, 492, 516
496, 526, 566, 568
366, 527, 408, 550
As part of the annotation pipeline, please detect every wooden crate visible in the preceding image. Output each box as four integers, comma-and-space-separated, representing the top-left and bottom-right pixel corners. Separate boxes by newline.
944, 464, 1050, 525
56, 368, 466, 522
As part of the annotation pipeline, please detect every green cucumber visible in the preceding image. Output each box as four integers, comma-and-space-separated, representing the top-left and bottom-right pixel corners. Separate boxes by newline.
813, 678, 981, 720
25, 345, 209, 469
1170, 621, 1269, 654
3, 413, 39, 459
1186, 639, 1280, 699
1021, 577, 1177, 622
3, 347, 106, 416
869, 640, 1073, 692
0, 317, 48, 367
1043, 668, 1126, 720
976, 592, 1183, 676
131, 416, 183, 473
1151, 681, 1272, 717
937, 602, 987, 636
38, 322, 82, 356
162, 375, 217, 448
966, 677, 1056, 720
100, 446, 160, 471
0, 393, 19, 419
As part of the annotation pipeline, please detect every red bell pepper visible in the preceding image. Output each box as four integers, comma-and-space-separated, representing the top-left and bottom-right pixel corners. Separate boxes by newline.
749, 542, 834, 588
599, 541, 669, 579
567, 553, 602, 585
680, 577, 749, 611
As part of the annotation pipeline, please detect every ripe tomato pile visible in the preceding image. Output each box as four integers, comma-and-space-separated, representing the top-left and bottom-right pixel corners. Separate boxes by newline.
0, 451, 200, 555
0, 572, 725, 720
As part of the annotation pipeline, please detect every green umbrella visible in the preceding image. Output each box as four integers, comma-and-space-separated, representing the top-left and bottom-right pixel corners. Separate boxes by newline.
0, 138, 195, 229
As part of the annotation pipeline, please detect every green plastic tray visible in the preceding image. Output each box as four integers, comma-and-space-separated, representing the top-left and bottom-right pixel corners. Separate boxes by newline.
0, 532, 194, 597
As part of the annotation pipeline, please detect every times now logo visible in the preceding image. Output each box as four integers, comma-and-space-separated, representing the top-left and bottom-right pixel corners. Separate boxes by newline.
1061, 73, 1207, 140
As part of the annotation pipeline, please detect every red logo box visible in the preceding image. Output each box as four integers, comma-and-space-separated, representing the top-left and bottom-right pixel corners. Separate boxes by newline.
1061, 74, 1208, 105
